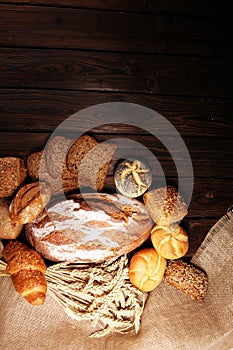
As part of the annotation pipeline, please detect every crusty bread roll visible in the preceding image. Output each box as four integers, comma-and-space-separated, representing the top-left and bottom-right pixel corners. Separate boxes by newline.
114, 159, 152, 198
143, 186, 188, 226
151, 224, 189, 259
129, 247, 167, 292
26, 193, 153, 263
0, 157, 27, 198
3, 241, 47, 305
0, 198, 23, 239
0, 240, 3, 258
9, 182, 52, 224
164, 259, 208, 301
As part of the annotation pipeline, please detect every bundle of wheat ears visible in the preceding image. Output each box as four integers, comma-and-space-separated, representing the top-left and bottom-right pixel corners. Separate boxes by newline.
0, 255, 147, 338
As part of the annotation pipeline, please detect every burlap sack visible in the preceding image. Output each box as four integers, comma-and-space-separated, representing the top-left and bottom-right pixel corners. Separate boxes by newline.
0, 209, 232, 350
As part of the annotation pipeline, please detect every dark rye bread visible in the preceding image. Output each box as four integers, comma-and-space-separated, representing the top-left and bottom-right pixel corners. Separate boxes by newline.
27, 149, 79, 195
26, 193, 153, 263
0, 157, 27, 198
66, 134, 98, 175
78, 142, 117, 191
45, 136, 73, 179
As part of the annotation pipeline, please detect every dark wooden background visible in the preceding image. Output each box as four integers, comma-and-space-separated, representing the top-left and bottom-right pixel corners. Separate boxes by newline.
0, 1, 232, 257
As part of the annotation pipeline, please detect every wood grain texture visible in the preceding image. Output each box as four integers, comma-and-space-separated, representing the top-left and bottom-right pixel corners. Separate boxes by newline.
0, 5, 232, 56
0, 48, 232, 97
0, 89, 232, 137
0, 0, 232, 16
0, 132, 232, 179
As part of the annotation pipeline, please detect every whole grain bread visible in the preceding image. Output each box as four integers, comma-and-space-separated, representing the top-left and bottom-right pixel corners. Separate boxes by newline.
0, 157, 27, 198
27, 150, 44, 181
45, 136, 73, 178
66, 134, 98, 175
78, 142, 117, 191
0, 198, 23, 239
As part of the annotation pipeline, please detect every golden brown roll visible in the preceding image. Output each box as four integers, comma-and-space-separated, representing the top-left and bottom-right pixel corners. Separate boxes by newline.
129, 247, 167, 292
9, 182, 51, 224
3, 241, 47, 305
151, 224, 189, 260
143, 186, 188, 226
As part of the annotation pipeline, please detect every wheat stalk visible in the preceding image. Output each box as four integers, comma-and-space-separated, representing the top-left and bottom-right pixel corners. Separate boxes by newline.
0, 255, 147, 338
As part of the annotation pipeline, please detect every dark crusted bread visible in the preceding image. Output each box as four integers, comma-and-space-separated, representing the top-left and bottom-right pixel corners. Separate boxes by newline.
78, 142, 117, 191
0, 198, 23, 239
26, 193, 153, 263
66, 134, 98, 175
27, 150, 44, 181
0, 157, 27, 198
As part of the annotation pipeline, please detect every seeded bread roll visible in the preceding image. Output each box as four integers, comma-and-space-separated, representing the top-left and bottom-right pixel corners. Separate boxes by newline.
164, 259, 208, 301
0, 198, 23, 239
143, 186, 188, 226
151, 224, 189, 259
27, 150, 44, 181
0, 157, 27, 198
129, 247, 167, 292
9, 182, 52, 224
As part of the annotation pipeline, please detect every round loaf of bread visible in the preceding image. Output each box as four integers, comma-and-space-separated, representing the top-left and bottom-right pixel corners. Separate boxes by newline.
151, 224, 189, 259
143, 186, 188, 226
26, 193, 153, 263
129, 247, 167, 292
9, 182, 52, 224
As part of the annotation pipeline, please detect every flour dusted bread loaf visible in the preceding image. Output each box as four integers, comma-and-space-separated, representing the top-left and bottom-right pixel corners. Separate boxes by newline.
151, 224, 189, 259
26, 193, 153, 263
0, 157, 27, 198
9, 182, 52, 224
0, 198, 23, 239
143, 186, 188, 226
3, 241, 47, 305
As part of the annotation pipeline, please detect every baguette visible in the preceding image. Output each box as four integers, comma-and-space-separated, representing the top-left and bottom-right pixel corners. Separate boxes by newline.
3, 241, 47, 305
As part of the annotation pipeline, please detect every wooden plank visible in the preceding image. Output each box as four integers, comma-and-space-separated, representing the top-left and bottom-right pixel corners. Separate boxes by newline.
0, 5, 232, 56
0, 1, 231, 16
0, 132, 232, 179
0, 49, 232, 97
0, 89, 232, 138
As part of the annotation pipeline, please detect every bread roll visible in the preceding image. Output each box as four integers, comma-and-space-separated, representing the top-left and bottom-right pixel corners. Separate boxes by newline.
3, 241, 47, 305
9, 182, 52, 224
114, 159, 152, 198
0, 198, 23, 239
143, 186, 188, 226
0, 157, 27, 198
164, 259, 208, 301
26, 193, 153, 263
0, 240, 3, 258
129, 247, 167, 292
151, 224, 189, 259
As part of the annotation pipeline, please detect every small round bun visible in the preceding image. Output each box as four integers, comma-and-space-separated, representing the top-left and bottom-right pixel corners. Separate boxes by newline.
9, 182, 51, 224
151, 224, 189, 259
143, 186, 188, 226
114, 159, 152, 198
129, 247, 167, 292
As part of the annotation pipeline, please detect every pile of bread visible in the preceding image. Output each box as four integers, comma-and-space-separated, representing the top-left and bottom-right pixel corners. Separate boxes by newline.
0, 133, 208, 307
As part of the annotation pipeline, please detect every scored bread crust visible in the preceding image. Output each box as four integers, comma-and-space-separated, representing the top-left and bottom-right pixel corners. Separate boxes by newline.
26, 193, 153, 263
0, 198, 23, 239
143, 186, 188, 226
9, 182, 52, 224
0, 157, 27, 198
